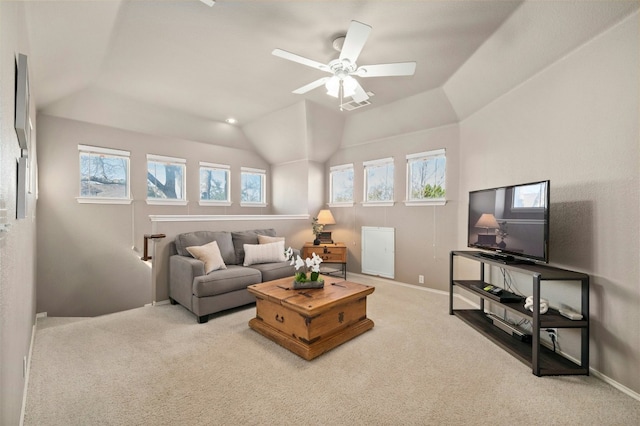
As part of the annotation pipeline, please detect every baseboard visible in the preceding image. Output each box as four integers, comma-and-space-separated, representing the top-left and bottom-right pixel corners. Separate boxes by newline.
145, 299, 170, 307
20, 321, 37, 426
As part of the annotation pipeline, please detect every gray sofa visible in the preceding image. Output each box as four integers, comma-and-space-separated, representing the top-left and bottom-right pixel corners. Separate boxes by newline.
169, 229, 297, 323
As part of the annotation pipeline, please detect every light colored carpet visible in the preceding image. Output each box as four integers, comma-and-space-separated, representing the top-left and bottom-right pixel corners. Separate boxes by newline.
24, 276, 639, 425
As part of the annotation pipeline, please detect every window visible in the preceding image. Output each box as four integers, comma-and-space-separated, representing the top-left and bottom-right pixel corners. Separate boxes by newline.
363, 157, 394, 205
240, 167, 266, 206
405, 149, 446, 206
78, 145, 130, 204
199, 162, 230, 205
146, 154, 186, 204
329, 163, 354, 206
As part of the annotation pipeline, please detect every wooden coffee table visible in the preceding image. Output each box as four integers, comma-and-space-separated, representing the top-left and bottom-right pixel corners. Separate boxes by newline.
247, 276, 375, 360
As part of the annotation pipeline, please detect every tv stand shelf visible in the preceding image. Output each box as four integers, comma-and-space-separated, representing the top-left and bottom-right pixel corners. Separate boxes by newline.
449, 251, 590, 376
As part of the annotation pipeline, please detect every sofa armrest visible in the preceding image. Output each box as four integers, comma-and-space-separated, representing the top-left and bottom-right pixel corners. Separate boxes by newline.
169, 255, 205, 308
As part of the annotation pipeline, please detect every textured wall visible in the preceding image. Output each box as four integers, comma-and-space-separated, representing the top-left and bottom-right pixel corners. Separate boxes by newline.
0, 2, 37, 425
454, 12, 639, 393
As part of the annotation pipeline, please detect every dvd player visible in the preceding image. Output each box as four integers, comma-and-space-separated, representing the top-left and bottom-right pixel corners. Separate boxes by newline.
486, 313, 532, 342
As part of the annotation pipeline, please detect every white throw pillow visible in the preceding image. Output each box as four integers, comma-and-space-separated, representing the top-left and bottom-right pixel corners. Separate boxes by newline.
257, 235, 285, 245
186, 240, 227, 274
243, 241, 286, 266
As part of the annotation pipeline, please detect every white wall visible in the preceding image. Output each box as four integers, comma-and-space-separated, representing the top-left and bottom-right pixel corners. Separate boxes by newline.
454, 12, 639, 394
0, 2, 37, 424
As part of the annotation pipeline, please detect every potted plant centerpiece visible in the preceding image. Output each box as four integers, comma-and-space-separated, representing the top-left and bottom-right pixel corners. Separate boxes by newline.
285, 247, 324, 289
312, 217, 323, 245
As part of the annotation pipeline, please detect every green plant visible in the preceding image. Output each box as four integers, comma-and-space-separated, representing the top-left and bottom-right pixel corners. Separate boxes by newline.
423, 184, 445, 198
311, 217, 324, 236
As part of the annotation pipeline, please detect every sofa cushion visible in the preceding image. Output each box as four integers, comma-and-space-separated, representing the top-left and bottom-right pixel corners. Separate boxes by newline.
243, 241, 286, 266
249, 261, 296, 283
232, 229, 276, 265
192, 265, 261, 297
186, 240, 227, 274
175, 231, 236, 265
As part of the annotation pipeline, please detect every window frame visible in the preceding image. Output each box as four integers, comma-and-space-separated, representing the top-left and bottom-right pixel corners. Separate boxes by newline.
240, 167, 267, 207
328, 163, 354, 207
146, 154, 187, 205
404, 149, 447, 206
199, 162, 231, 206
363, 157, 395, 207
77, 144, 131, 204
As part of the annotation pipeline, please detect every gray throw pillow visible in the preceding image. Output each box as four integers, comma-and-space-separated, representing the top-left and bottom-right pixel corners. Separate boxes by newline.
231, 229, 276, 265
175, 231, 235, 265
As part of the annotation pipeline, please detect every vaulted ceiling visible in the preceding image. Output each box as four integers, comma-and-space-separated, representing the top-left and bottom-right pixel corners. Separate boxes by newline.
21, 0, 639, 163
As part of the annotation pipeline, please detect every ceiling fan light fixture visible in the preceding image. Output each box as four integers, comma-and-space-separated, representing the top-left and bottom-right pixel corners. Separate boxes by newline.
342, 76, 357, 97
325, 76, 340, 98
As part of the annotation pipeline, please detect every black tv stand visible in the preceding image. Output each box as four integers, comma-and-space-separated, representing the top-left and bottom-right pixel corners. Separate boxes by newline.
450, 250, 590, 376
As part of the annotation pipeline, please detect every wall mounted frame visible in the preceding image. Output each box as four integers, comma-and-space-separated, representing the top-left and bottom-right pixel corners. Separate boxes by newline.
17, 157, 28, 219
15, 53, 30, 151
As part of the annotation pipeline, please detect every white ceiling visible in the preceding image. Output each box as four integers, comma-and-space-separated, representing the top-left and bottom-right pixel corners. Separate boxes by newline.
24, 0, 524, 125
22, 0, 639, 148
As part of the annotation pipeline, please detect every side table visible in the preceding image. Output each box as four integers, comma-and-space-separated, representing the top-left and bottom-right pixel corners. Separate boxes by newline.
302, 242, 347, 280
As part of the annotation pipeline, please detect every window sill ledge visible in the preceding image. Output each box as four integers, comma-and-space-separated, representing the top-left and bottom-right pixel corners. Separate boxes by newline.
362, 201, 395, 207
327, 202, 354, 208
77, 198, 132, 205
199, 201, 232, 207
146, 199, 188, 206
403, 199, 447, 206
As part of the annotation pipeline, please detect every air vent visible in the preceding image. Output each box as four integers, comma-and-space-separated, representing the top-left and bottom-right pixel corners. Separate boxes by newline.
340, 92, 375, 111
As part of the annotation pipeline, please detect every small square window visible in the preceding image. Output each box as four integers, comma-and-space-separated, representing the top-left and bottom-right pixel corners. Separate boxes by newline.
406, 149, 446, 205
364, 158, 394, 204
199, 162, 230, 205
147, 154, 186, 204
330, 164, 354, 205
240, 167, 266, 206
78, 145, 130, 204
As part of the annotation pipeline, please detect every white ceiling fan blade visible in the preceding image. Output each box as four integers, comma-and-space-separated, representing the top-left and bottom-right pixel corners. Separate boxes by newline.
292, 77, 330, 94
351, 81, 370, 103
355, 62, 417, 77
272, 49, 330, 73
339, 20, 372, 63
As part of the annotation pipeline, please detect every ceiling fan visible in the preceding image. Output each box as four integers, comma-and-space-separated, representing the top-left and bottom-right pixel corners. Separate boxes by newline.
272, 20, 416, 109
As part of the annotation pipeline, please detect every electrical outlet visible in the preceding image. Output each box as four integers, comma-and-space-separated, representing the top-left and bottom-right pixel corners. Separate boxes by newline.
418, 275, 424, 284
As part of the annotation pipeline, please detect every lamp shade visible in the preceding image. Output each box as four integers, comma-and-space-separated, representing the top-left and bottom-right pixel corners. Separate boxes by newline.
475, 213, 499, 230
325, 76, 340, 98
316, 209, 336, 225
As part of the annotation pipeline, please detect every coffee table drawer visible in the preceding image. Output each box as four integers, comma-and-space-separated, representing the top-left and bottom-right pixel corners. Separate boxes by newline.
256, 296, 367, 343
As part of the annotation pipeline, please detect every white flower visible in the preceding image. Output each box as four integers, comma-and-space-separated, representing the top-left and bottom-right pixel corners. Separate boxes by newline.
294, 255, 305, 270
285, 246, 323, 275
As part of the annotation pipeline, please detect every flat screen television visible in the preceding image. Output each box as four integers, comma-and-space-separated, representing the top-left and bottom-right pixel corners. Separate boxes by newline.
467, 180, 550, 264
